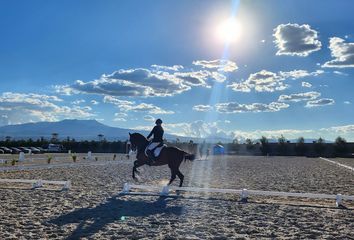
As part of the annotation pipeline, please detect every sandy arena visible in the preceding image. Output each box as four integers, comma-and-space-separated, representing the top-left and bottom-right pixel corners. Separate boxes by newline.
0, 154, 353, 239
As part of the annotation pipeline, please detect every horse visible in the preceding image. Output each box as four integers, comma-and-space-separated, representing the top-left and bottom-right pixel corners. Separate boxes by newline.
129, 133, 195, 187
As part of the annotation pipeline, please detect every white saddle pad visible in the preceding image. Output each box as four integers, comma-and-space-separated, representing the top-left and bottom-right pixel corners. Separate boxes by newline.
145, 144, 166, 157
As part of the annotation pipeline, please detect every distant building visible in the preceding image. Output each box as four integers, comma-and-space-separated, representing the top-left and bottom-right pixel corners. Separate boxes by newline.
213, 144, 225, 155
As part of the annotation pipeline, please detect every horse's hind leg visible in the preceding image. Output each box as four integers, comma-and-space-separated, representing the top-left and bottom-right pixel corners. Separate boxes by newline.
177, 170, 184, 187
168, 169, 177, 186
132, 160, 142, 179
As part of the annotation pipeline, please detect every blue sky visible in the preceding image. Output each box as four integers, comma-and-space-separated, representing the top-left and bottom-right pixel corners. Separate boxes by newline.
1, 0, 354, 141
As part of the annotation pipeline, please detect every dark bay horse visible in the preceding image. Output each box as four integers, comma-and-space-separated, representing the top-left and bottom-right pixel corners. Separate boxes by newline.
129, 133, 195, 187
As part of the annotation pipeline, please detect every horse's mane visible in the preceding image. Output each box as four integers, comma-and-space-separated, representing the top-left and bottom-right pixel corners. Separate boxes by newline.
131, 132, 147, 141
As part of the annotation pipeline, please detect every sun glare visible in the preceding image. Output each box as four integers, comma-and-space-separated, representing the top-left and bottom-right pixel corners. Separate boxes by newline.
217, 18, 242, 43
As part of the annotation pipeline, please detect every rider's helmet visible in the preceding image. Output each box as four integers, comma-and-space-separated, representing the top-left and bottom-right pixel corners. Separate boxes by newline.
155, 119, 163, 125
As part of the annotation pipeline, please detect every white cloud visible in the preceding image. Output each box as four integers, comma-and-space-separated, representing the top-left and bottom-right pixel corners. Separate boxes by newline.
113, 112, 127, 122
0, 92, 94, 125
306, 98, 335, 107
192, 59, 238, 72
273, 23, 321, 57
71, 99, 86, 105
192, 105, 213, 112
333, 71, 349, 76
301, 82, 312, 88
103, 96, 174, 115
321, 124, 354, 135
229, 69, 323, 93
143, 115, 155, 121
151, 64, 184, 71
279, 69, 324, 79
344, 101, 351, 105
69, 68, 191, 97
228, 70, 287, 93
215, 101, 289, 113
323, 37, 354, 68
91, 100, 99, 105
278, 91, 321, 102
54, 85, 78, 96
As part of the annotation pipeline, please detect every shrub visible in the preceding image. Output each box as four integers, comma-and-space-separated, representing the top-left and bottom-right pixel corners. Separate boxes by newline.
71, 154, 77, 162
47, 155, 52, 164
295, 137, 307, 156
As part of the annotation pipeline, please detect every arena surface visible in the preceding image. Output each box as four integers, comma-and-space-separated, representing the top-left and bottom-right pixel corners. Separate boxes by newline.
0, 154, 353, 239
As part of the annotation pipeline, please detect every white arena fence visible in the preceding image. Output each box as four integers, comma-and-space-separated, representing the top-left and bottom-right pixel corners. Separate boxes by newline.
121, 183, 354, 208
319, 157, 354, 172
0, 178, 71, 190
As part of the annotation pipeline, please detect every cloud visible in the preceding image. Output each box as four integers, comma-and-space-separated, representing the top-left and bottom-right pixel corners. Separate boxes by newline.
113, 112, 128, 122
321, 124, 354, 135
192, 59, 238, 72
192, 105, 213, 112
301, 82, 312, 88
229, 69, 324, 93
151, 64, 184, 71
57, 67, 229, 98
103, 96, 174, 114
173, 71, 210, 87
71, 99, 86, 105
143, 115, 155, 121
228, 70, 287, 93
278, 91, 321, 102
54, 85, 78, 96
0, 92, 94, 125
273, 23, 321, 57
215, 101, 289, 113
90, 100, 99, 105
333, 71, 349, 76
279, 70, 324, 79
70, 68, 191, 97
344, 101, 351, 105
305, 98, 335, 107
323, 37, 354, 68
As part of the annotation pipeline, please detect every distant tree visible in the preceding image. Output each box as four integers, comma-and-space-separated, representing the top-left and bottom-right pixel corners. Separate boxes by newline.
334, 136, 348, 157
5, 136, 11, 142
314, 137, 326, 156
51, 133, 59, 143
277, 135, 287, 155
98, 134, 104, 142
295, 137, 307, 156
245, 138, 254, 150
260, 136, 270, 156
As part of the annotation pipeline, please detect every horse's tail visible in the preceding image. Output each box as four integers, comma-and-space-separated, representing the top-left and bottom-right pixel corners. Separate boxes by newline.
183, 151, 195, 161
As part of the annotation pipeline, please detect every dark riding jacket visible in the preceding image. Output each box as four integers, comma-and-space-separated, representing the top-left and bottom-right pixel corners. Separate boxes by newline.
147, 125, 164, 142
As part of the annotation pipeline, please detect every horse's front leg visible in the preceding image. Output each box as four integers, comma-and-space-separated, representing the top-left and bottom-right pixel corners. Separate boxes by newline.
132, 160, 144, 179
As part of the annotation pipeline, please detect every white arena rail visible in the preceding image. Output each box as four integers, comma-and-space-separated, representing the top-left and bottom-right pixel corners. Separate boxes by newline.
319, 157, 354, 172
0, 178, 71, 190
121, 183, 354, 207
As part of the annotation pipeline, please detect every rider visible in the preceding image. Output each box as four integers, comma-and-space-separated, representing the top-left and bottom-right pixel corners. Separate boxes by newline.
146, 118, 164, 165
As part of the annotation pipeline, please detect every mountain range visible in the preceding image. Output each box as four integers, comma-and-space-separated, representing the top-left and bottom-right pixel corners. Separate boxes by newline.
0, 119, 169, 141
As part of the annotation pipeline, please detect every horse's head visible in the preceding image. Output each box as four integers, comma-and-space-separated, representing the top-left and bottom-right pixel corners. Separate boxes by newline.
129, 132, 148, 151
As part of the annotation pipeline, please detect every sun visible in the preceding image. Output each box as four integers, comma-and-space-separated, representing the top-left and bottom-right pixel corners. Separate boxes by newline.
216, 18, 242, 43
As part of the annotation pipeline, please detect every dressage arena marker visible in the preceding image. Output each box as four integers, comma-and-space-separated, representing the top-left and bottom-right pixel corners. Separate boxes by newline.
0, 178, 71, 190
319, 157, 354, 172
121, 183, 354, 207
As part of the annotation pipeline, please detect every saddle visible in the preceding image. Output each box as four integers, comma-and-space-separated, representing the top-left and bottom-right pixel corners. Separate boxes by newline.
145, 142, 166, 158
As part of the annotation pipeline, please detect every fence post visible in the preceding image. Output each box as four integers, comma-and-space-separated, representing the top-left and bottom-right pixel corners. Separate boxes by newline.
123, 183, 131, 194
241, 189, 248, 203
336, 194, 342, 207
160, 185, 170, 196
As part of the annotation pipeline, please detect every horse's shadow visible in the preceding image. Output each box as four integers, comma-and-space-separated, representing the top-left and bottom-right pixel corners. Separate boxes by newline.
48, 194, 184, 239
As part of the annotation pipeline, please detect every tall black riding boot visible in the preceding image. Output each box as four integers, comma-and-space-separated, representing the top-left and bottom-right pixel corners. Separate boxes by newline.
146, 150, 155, 166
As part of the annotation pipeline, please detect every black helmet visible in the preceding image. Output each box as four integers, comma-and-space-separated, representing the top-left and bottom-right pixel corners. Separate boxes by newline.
155, 119, 163, 124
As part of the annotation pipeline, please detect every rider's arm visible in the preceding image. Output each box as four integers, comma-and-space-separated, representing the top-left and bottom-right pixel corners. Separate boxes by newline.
147, 126, 156, 139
